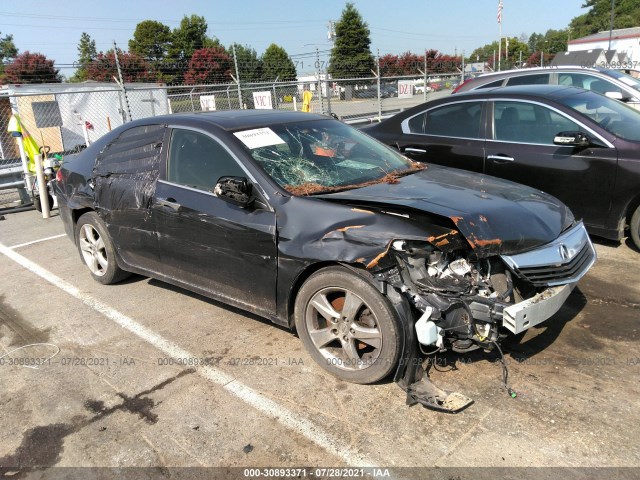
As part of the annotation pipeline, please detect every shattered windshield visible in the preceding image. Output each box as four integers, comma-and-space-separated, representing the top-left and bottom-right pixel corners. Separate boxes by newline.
234, 119, 423, 195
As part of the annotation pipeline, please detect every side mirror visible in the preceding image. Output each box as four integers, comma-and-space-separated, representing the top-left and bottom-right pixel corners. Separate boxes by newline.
605, 91, 624, 100
213, 176, 254, 207
553, 131, 590, 148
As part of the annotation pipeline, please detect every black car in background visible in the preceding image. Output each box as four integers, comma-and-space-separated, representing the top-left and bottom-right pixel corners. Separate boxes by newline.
54, 110, 594, 411
364, 85, 640, 250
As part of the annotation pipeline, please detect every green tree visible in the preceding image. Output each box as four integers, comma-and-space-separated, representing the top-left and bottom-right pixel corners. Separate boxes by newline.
70, 32, 97, 82
0, 31, 18, 80
129, 20, 172, 62
170, 15, 213, 62
261, 44, 296, 81
570, 0, 640, 38
230, 43, 262, 82
328, 3, 374, 79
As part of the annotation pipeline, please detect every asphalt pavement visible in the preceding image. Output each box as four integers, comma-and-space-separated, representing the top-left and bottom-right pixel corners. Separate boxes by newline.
0, 208, 638, 479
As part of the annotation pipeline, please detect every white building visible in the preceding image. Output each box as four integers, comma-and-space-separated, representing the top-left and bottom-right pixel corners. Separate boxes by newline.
568, 27, 640, 64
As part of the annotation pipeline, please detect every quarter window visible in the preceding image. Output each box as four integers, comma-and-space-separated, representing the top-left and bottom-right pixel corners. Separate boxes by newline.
506, 73, 550, 86
167, 129, 244, 191
407, 101, 483, 138
493, 101, 581, 144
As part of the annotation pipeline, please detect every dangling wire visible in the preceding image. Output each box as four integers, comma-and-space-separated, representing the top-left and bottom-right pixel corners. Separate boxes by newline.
492, 341, 517, 398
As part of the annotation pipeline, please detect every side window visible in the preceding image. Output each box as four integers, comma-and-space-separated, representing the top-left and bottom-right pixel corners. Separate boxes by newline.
477, 79, 505, 89
506, 73, 550, 86
408, 101, 483, 138
167, 129, 244, 191
494, 101, 581, 144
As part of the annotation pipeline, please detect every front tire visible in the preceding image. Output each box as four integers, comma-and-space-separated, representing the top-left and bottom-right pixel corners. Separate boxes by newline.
631, 205, 640, 251
75, 212, 130, 285
294, 266, 401, 384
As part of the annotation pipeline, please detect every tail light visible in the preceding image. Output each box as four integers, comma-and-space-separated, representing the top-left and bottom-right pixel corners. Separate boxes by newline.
56, 169, 64, 182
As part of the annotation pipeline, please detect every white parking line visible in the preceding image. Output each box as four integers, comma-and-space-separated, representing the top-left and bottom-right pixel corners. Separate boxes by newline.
0, 241, 377, 468
9, 233, 67, 249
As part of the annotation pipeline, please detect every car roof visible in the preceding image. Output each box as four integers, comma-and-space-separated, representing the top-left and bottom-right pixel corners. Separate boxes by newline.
123, 109, 329, 132
444, 84, 590, 102
474, 66, 611, 79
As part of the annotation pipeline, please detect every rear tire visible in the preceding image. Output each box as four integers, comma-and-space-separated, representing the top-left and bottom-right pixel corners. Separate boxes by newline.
75, 212, 130, 285
630, 206, 640, 251
294, 266, 401, 384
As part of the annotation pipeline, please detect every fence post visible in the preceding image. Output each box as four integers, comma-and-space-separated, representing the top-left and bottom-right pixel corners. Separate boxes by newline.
113, 40, 132, 121
232, 45, 243, 109
376, 50, 381, 121
272, 76, 279, 110
424, 51, 428, 103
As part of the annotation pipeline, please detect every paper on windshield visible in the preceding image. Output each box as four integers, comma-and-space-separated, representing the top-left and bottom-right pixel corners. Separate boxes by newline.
234, 128, 286, 149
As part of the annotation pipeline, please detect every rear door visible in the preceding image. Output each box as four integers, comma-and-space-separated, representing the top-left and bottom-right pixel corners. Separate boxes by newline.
396, 100, 487, 173
92, 124, 166, 271
152, 127, 278, 315
485, 100, 618, 229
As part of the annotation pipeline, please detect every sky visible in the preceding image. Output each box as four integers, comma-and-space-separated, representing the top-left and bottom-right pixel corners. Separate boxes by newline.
1, 0, 587, 77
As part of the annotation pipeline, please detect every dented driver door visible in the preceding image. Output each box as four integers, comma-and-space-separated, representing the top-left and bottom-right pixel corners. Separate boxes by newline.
151, 128, 278, 316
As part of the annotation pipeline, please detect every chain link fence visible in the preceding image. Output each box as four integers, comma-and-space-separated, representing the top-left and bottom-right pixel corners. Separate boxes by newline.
0, 73, 462, 208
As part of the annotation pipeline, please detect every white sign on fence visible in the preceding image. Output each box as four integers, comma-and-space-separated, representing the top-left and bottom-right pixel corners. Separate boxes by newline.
200, 95, 217, 111
253, 91, 273, 109
397, 81, 414, 98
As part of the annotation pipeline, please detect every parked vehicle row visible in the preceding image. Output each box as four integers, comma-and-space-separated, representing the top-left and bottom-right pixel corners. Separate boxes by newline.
365, 84, 640, 250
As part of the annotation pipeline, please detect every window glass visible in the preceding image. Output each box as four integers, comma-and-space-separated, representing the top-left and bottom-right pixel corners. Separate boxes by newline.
167, 129, 244, 191
506, 73, 550, 86
408, 101, 483, 138
557, 90, 640, 141
559, 72, 626, 97
494, 101, 581, 144
477, 79, 505, 89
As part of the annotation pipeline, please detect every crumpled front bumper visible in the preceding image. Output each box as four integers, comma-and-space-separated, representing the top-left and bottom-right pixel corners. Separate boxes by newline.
502, 283, 575, 334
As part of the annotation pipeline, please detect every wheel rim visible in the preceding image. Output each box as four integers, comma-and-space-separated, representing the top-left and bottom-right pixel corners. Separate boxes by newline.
79, 224, 108, 276
305, 287, 383, 371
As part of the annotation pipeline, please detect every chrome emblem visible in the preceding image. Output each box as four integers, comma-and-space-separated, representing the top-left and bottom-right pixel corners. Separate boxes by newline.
559, 244, 570, 261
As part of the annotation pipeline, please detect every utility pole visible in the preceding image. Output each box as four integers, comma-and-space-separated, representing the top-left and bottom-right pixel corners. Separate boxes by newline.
315, 47, 324, 114
498, 0, 503, 71
423, 50, 428, 102
608, 0, 615, 50
232, 44, 242, 109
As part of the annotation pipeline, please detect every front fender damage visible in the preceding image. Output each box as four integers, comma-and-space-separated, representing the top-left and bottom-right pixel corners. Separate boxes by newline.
278, 200, 480, 413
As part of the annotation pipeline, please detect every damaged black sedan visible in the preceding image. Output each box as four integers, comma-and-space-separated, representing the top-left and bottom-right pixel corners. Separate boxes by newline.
54, 110, 595, 412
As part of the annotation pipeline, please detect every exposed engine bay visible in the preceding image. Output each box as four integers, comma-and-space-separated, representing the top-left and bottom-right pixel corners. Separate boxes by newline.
372, 229, 591, 412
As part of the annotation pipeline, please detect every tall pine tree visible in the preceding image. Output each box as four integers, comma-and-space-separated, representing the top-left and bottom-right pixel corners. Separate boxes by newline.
328, 3, 374, 79
70, 33, 96, 82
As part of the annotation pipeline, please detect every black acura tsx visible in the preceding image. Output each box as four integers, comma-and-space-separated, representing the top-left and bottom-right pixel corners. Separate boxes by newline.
54, 110, 595, 412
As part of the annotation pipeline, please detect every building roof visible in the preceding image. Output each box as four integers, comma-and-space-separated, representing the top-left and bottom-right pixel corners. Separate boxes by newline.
551, 49, 607, 66
569, 27, 640, 45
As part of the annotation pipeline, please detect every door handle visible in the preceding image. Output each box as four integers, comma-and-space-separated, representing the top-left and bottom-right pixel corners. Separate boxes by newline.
487, 154, 515, 163
403, 147, 427, 154
156, 197, 182, 211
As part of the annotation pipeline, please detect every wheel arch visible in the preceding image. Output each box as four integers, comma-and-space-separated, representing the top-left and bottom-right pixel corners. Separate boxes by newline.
285, 261, 383, 329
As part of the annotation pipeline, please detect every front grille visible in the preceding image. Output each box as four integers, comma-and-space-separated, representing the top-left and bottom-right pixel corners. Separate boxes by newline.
500, 222, 597, 287
511, 241, 595, 287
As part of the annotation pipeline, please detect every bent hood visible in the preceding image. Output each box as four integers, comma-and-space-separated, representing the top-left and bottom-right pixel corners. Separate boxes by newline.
317, 165, 573, 256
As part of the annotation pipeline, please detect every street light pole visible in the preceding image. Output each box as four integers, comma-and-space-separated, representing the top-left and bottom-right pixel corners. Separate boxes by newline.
608, 0, 615, 51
